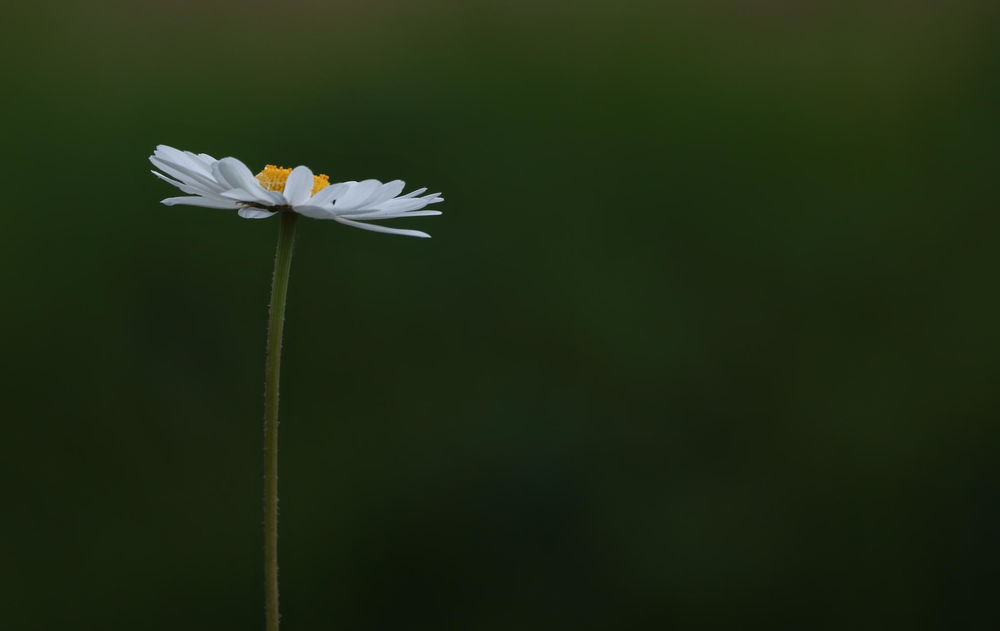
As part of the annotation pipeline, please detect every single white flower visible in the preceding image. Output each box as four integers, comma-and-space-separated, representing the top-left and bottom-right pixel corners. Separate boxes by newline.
149, 145, 443, 238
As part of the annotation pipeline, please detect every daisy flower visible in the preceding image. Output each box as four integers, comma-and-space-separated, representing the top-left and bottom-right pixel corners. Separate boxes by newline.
149, 144, 443, 238
149, 143, 444, 631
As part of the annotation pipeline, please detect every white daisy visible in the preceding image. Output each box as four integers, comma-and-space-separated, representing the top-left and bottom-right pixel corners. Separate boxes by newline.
149, 145, 443, 238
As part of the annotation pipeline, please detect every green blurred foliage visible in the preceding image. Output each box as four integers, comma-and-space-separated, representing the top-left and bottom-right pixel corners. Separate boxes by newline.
2, 1, 998, 629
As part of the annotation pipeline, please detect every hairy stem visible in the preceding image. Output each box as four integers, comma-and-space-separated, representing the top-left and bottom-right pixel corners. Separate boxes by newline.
264, 211, 298, 631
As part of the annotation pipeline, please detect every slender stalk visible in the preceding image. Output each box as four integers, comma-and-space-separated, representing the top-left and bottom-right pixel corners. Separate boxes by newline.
264, 211, 298, 631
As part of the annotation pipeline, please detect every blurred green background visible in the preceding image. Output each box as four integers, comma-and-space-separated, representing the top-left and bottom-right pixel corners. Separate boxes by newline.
2, 1, 998, 629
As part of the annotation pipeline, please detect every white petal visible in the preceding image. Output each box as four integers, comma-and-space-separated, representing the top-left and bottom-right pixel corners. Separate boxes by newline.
220, 187, 269, 203
153, 170, 234, 200
214, 159, 277, 205
214, 157, 257, 189
149, 157, 193, 184
369, 180, 406, 205
307, 181, 352, 206
333, 217, 431, 238
394, 209, 443, 217
370, 198, 426, 213
150, 169, 185, 189
342, 209, 443, 220
334, 179, 382, 211
154, 149, 224, 193
284, 166, 314, 207
156, 146, 212, 175
151, 156, 222, 192
293, 204, 336, 219
161, 196, 241, 209
399, 187, 427, 199
238, 208, 278, 219
181, 151, 215, 175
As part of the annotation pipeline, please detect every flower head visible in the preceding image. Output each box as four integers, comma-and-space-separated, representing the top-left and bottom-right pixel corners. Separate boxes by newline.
149, 145, 443, 238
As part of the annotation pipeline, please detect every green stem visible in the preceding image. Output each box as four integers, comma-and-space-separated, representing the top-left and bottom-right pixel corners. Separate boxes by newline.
264, 211, 298, 631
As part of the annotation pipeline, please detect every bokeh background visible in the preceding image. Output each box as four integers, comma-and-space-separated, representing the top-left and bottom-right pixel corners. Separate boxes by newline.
2, 1, 998, 629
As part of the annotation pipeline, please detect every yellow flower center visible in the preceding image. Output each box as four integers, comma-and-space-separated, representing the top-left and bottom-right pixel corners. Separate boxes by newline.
255, 164, 330, 195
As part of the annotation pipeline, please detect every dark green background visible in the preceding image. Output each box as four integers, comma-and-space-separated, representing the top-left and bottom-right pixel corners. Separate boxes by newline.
3, 1, 998, 629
